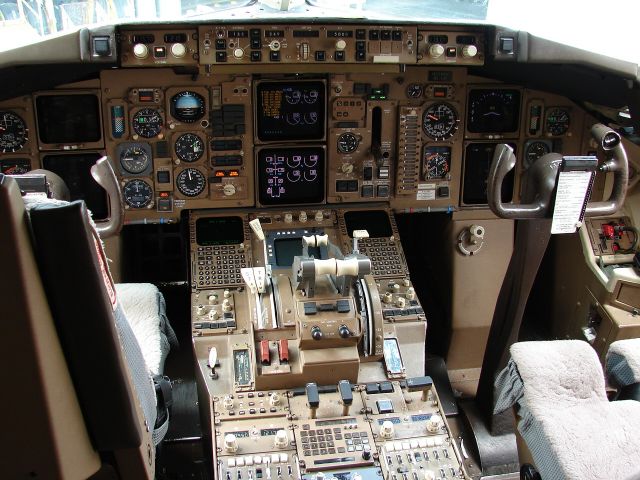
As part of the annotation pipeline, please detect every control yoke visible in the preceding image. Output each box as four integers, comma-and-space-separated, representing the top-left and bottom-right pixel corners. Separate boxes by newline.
91, 157, 124, 238
488, 124, 628, 219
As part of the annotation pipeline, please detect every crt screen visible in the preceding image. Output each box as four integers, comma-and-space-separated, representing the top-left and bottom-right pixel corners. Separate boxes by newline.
274, 238, 321, 267
36, 94, 102, 144
344, 210, 393, 238
256, 81, 325, 141
196, 216, 244, 245
257, 147, 325, 205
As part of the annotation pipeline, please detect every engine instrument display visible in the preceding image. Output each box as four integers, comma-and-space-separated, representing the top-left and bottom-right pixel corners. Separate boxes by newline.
176, 167, 207, 197
123, 179, 153, 208
195, 216, 244, 246
35, 94, 101, 144
257, 147, 325, 205
423, 146, 451, 179
422, 103, 459, 140
170, 91, 206, 123
175, 133, 205, 162
118, 142, 151, 174
132, 108, 163, 138
256, 81, 325, 141
467, 89, 521, 133
545, 107, 570, 136
0, 111, 28, 153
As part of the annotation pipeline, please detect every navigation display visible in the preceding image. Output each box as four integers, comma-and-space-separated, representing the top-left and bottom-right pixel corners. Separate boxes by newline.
257, 147, 325, 205
256, 81, 325, 141
463, 143, 515, 205
36, 94, 101, 144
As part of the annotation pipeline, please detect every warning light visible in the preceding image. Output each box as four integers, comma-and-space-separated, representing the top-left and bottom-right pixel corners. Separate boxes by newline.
159, 192, 170, 197
229, 170, 239, 177
214, 171, 226, 177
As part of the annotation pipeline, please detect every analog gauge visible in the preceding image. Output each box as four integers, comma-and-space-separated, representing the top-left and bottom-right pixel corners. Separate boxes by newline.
524, 140, 551, 168
422, 103, 459, 140
176, 168, 206, 197
406, 83, 424, 98
0, 158, 31, 175
423, 146, 451, 179
170, 91, 205, 123
303, 89, 319, 104
123, 179, 153, 208
337, 132, 359, 153
175, 133, 204, 162
119, 144, 151, 174
284, 90, 301, 105
0, 111, 28, 153
546, 107, 570, 136
132, 108, 163, 138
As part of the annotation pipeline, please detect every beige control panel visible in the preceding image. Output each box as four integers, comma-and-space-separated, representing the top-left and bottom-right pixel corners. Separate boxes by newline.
0, 24, 593, 224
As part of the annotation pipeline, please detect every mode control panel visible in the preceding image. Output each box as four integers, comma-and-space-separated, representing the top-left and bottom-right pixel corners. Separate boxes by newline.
417, 30, 484, 65
198, 25, 418, 65
120, 29, 198, 66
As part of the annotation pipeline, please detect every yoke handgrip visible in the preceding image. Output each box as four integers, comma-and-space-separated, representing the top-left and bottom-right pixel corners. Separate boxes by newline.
487, 144, 546, 219
91, 157, 124, 239
584, 124, 628, 216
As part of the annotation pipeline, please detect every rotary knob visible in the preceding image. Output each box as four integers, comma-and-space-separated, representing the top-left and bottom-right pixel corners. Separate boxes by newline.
208, 309, 219, 320
223, 394, 234, 410
335, 39, 347, 50
223, 299, 233, 312
132, 43, 149, 59
426, 414, 443, 433
383, 292, 393, 304
341, 163, 354, 174
395, 297, 406, 309
299, 211, 307, 223
274, 429, 289, 448
311, 326, 323, 341
196, 304, 206, 315
224, 433, 239, 453
406, 287, 416, 301
224, 289, 232, 298
208, 294, 218, 305
379, 420, 394, 439
270, 392, 282, 406
171, 43, 187, 58
462, 44, 478, 58
223, 183, 236, 197
284, 213, 293, 224
392, 283, 401, 292
314, 211, 324, 222
233, 47, 244, 59
429, 44, 444, 58
338, 325, 351, 338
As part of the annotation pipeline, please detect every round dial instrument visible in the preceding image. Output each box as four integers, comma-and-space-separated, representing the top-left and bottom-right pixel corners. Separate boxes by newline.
524, 140, 551, 168
175, 133, 204, 162
406, 83, 424, 98
170, 91, 205, 123
123, 179, 153, 208
423, 146, 451, 179
132, 108, 163, 138
0, 111, 28, 153
422, 103, 459, 140
337, 132, 359, 153
546, 107, 570, 136
176, 168, 206, 197
119, 144, 150, 174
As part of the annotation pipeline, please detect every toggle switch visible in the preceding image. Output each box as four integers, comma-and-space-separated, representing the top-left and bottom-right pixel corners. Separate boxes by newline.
338, 380, 353, 416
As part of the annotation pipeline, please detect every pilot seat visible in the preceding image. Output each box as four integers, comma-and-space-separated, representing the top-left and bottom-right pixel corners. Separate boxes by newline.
0, 169, 176, 479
